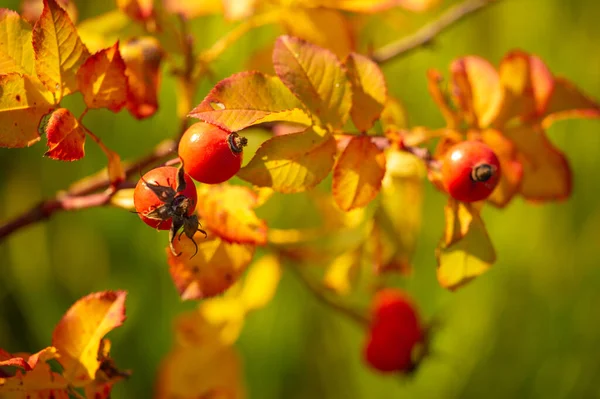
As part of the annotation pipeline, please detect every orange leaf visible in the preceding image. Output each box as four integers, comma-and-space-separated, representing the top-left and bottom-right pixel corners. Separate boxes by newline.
542, 77, 600, 127
273, 35, 352, 130
436, 198, 495, 290
40, 108, 86, 161
0, 73, 54, 148
279, 8, 354, 60
237, 127, 337, 193
0, 347, 69, 397
503, 124, 571, 201
76, 42, 128, 112
493, 50, 554, 126
120, 36, 164, 119
426, 69, 459, 129
345, 53, 387, 132
188, 71, 312, 132
51, 290, 127, 385
197, 185, 267, 246
332, 135, 386, 211
370, 150, 425, 275
167, 233, 255, 301
32, 0, 90, 99
477, 129, 523, 207
155, 341, 245, 399
0, 9, 35, 75
450, 56, 503, 128
21, 0, 78, 25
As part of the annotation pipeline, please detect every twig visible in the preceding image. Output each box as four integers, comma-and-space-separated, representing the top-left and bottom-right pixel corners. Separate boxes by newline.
287, 262, 370, 327
371, 0, 501, 64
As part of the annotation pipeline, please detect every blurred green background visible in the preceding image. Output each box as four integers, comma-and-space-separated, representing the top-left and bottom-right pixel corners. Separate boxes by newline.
1, 0, 600, 398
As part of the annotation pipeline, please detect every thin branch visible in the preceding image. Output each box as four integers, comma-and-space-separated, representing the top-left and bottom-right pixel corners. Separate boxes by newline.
287, 262, 370, 327
371, 0, 502, 64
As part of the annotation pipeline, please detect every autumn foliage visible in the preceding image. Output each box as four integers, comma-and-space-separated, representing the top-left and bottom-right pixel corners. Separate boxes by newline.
1, 0, 599, 397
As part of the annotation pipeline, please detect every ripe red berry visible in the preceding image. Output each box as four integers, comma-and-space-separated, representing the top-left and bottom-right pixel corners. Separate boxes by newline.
363, 289, 424, 373
441, 140, 501, 203
178, 122, 247, 185
133, 166, 197, 230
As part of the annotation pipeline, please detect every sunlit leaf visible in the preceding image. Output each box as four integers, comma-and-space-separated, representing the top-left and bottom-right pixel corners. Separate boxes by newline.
380, 95, 408, 132
237, 127, 337, 193
0, 347, 69, 398
162, 0, 223, 19
197, 184, 268, 246
332, 135, 386, 211
450, 56, 503, 128
188, 71, 312, 131
477, 129, 523, 207
167, 233, 255, 301
436, 199, 495, 290
155, 342, 245, 399
542, 77, 600, 127
370, 150, 425, 274
41, 108, 86, 161
240, 254, 282, 311
76, 10, 144, 53
323, 250, 360, 295
120, 36, 164, 119
32, 0, 90, 98
492, 50, 554, 126
51, 290, 127, 385
345, 53, 386, 132
0, 73, 54, 148
273, 35, 352, 130
279, 8, 354, 60
223, 0, 256, 20
76, 42, 128, 112
0, 10, 35, 75
503, 124, 571, 201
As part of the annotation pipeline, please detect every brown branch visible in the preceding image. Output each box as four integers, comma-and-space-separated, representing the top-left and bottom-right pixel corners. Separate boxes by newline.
371, 0, 502, 64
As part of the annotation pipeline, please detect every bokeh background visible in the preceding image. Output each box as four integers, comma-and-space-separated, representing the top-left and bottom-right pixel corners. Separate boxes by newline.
1, 0, 600, 398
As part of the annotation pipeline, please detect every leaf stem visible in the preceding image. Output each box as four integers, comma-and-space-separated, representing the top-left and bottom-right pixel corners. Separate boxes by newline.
371, 0, 502, 64
287, 262, 370, 327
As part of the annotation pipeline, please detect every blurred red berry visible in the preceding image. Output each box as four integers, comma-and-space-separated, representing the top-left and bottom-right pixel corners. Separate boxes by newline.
363, 289, 424, 373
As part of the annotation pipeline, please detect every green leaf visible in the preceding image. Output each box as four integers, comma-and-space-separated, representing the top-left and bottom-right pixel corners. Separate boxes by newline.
345, 52, 386, 132
272, 35, 352, 130
188, 71, 312, 132
436, 199, 496, 290
237, 127, 336, 193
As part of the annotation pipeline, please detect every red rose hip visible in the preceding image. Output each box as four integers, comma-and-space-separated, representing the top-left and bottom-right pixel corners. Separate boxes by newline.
363, 289, 424, 373
133, 166, 197, 229
441, 140, 501, 203
178, 122, 247, 184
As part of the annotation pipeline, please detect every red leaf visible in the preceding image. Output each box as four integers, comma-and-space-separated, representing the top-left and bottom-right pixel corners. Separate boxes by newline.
41, 108, 86, 161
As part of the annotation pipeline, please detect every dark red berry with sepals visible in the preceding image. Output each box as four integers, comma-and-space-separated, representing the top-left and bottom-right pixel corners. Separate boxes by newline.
178, 122, 247, 185
363, 289, 425, 373
133, 166, 197, 230
441, 140, 501, 203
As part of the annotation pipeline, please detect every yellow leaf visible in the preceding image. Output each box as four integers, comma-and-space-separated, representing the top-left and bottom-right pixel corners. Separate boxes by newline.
240, 254, 282, 311
76, 42, 128, 111
380, 95, 408, 132
345, 53, 387, 132
273, 35, 352, 130
237, 127, 337, 193
167, 233, 255, 301
32, 0, 90, 98
370, 150, 425, 274
155, 343, 245, 399
436, 199, 495, 290
0, 73, 54, 148
223, 0, 256, 20
197, 184, 268, 246
279, 8, 354, 60
0, 9, 35, 75
188, 71, 312, 132
332, 135, 386, 211
76, 10, 144, 53
51, 290, 127, 385
323, 250, 359, 295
